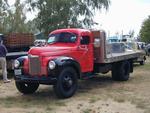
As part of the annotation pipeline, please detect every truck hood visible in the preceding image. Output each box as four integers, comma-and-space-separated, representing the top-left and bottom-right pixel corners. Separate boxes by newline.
28, 44, 77, 57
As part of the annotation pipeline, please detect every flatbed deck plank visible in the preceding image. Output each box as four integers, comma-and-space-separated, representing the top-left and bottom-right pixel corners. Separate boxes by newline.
104, 51, 143, 63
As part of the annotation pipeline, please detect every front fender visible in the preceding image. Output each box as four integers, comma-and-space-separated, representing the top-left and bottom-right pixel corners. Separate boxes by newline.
15, 56, 28, 68
48, 56, 81, 78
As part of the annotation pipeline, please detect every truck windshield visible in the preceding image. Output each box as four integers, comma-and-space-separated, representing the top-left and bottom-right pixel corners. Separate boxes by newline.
48, 32, 77, 44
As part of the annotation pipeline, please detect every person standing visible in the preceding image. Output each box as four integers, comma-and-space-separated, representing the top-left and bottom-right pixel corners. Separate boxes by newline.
0, 39, 11, 83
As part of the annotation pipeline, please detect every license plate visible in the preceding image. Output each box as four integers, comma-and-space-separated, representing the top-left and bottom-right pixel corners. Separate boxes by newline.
14, 69, 22, 75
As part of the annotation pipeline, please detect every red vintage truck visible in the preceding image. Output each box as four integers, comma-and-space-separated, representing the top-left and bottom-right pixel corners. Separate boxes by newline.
14, 28, 143, 98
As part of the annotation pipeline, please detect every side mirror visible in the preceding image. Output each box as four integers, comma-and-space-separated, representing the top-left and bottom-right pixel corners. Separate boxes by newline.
94, 38, 101, 47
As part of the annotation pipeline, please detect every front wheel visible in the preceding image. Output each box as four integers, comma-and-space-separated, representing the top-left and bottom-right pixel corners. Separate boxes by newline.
15, 82, 39, 94
53, 67, 78, 98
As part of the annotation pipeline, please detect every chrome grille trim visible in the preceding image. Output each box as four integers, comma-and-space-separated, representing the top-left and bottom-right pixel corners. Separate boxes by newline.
28, 55, 41, 75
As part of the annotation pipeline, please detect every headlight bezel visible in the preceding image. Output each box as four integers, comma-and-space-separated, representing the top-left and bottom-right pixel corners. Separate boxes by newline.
14, 60, 20, 68
48, 60, 56, 70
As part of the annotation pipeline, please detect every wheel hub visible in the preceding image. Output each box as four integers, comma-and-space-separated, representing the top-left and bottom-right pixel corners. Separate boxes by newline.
63, 75, 73, 88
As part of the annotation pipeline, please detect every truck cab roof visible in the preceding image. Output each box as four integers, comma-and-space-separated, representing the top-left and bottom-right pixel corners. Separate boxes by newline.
50, 28, 91, 35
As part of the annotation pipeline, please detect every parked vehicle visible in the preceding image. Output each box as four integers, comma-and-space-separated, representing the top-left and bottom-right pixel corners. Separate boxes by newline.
125, 42, 146, 65
34, 39, 46, 47
107, 36, 120, 43
0, 33, 34, 70
3, 33, 34, 52
145, 44, 150, 56
13, 28, 144, 98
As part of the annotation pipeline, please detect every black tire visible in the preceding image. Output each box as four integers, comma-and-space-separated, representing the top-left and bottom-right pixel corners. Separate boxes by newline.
140, 60, 145, 65
102, 71, 109, 74
112, 61, 130, 81
53, 67, 78, 98
15, 82, 39, 94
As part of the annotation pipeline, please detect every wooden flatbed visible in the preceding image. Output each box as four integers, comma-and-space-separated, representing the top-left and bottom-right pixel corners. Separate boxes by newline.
104, 50, 143, 63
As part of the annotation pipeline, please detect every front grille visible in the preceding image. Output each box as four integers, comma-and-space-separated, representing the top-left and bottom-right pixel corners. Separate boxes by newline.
28, 55, 41, 75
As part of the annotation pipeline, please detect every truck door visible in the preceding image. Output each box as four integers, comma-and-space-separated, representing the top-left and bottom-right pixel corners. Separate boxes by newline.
77, 35, 93, 72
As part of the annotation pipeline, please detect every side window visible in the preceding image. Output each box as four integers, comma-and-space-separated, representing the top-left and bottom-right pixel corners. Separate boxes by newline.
80, 36, 90, 45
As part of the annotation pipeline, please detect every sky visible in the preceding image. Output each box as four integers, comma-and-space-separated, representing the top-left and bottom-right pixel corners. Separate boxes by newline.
94, 0, 150, 36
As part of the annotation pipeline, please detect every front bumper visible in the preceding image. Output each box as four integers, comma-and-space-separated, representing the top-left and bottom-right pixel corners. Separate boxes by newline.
14, 74, 57, 85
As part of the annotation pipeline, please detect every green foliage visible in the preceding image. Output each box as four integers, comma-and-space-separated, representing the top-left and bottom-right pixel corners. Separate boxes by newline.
0, 0, 9, 33
140, 16, 150, 43
10, 0, 27, 33
0, 0, 32, 33
0, 0, 110, 34
27, 0, 110, 34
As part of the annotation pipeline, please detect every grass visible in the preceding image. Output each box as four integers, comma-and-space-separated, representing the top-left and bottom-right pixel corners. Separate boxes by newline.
82, 108, 92, 113
46, 106, 53, 111
89, 96, 100, 103
0, 94, 66, 112
114, 98, 125, 103
54, 101, 66, 106
26, 112, 37, 113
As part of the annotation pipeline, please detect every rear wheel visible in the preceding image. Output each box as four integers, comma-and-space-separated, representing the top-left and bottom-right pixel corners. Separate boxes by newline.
140, 60, 145, 65
53, 67, 78, 98
139, 57, 146, 65
15, 82, 39, 94
112, 61, 130, 81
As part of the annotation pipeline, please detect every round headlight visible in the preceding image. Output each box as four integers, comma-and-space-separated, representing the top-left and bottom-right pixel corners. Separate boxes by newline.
48, 61, 56, 70
14, 60, 20, 68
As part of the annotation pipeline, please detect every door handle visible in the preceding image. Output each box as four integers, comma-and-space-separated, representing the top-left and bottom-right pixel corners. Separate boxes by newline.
78, 45, 88, 51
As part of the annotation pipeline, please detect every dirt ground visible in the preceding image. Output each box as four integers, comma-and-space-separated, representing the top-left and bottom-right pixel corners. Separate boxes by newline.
0, 57, 150, 113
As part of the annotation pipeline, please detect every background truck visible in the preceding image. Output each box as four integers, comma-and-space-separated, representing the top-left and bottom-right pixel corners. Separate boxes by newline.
0, 33, 34, 70
13, 28, 143, 98
3, 33, 34, 52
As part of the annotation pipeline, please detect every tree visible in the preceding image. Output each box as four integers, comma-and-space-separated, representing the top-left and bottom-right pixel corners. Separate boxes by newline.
0, 0, 9, 33
0, 0, 32, 33
140, 16, 150, 43
27, 0, 110, 34
7, 0, 30, 33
